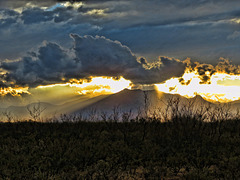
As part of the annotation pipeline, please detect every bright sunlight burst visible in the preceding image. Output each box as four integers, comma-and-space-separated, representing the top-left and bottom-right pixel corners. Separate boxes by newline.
37, 76, 132, 95
155, 69, 240, 103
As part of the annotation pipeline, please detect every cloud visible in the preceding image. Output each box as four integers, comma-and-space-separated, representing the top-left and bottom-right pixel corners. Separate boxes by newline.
0, 6, 101, 60
69, 34, 140, 77
21, 8, 55, 24
0, 8, 19, 16
136, 56, 185, 84
67, 34, 186, 84
182, 58, 240, 84
1, 41, 80, 87
216, 58, 240, 74
227, 31, 240, 40
1, 34, 186, 87
19, 6, 81, 24
0, 0, 57, 9
1, 0, 240, 65
0, 0, 112, 9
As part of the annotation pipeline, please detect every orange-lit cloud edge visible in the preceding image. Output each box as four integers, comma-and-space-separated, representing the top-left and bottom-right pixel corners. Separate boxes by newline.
2, 68, 240, 103
155, 69, 240, 103
0, 77, 132, 98
37, 76, 132, 95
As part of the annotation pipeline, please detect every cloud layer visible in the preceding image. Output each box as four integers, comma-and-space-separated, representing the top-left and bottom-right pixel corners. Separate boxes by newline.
0, 0, 240, 90
1, 34, 186, 87
181, 57, 240, 85
1, 0, 240, 63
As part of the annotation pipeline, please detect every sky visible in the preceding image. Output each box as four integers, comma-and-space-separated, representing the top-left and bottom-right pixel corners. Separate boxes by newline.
1, 0, 240, 106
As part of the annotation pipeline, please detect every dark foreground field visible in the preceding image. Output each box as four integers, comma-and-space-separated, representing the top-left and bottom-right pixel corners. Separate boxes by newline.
1, 117, 240, 179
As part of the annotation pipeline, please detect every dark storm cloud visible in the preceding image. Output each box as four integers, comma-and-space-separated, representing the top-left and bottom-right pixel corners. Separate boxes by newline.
134, 56, 185, 84
1, 41, 80, 87
0, 8, 19, 16
71, 34, 185, 84
1, 0, 240, 65
0, 5, 101, 60
0, 18, 17, 28
70, 33, 139, 77
21, 8, 55, 24
1, 34, 186, 87
20, 6, 80, 24
0, 8, 19, 27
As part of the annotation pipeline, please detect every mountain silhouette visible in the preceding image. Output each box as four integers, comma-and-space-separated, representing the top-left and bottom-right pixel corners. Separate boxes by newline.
2, 89, 239, 121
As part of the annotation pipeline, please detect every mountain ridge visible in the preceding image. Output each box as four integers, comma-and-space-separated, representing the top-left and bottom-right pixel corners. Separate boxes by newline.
1, 89, 239, 121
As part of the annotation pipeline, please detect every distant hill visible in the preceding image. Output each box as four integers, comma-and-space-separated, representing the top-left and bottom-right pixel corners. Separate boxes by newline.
75, 89, 214, 117
76, 89, 161, 114
79, 89, 145, 112
2, 89, 240, 121
0, 95, 108, 121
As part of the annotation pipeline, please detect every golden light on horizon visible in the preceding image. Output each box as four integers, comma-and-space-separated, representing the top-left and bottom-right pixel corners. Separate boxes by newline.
37, 76, 132, 95
0, 87, 29, 96
155, 70, 240, 103
3, 73, 240, 103
69, 76, 132, 94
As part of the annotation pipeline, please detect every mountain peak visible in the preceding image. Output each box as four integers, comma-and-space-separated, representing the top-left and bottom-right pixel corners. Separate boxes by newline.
191, 94, 208, 104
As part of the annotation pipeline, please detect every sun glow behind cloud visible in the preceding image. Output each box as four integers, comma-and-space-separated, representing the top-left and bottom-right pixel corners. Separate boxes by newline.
37, 76, 132, 95
62, 2, 84, 9
0, 87, 29, 96
155, 69, 240, 103
230, 18, 240, 24
2, 71, 240, 104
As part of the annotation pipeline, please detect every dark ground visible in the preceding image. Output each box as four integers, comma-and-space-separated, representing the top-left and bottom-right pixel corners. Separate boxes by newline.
0, 117, 240, 179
